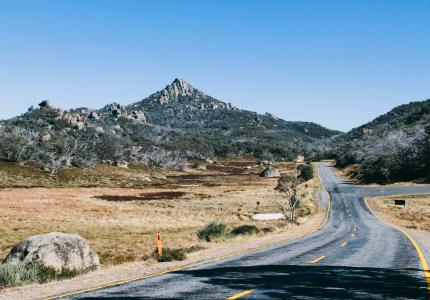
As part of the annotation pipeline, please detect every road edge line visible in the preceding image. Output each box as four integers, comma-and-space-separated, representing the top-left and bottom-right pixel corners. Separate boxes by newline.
226, 289, 254, 300
45, 167, 332, 300
364, 197, 430, 295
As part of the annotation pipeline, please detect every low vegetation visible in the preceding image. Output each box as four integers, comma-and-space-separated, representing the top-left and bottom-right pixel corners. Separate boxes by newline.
154, 248, 187, 262
0, 262, 90, 288
0, 159, 297, 266
329, 100, 430, 183
197, 221, 227, 242
229, 225, 260, 237
0, 79, 339, 177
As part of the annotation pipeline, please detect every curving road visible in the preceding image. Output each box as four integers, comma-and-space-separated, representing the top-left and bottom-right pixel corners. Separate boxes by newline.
62, 163, 430, 299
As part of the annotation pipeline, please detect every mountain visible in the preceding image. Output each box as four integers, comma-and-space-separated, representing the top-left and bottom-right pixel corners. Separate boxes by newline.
0, 78, 339, 172
330, 99, 430, 183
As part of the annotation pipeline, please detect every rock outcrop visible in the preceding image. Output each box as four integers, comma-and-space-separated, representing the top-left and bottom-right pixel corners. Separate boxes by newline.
2, 232, 100, 271
260, 167, 280, 178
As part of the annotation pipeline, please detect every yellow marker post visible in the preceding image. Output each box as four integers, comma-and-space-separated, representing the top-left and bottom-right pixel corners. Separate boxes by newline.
157, 232, 163, 257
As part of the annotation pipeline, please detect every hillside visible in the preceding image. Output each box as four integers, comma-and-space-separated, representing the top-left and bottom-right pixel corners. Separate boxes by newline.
0, 78, 339, 174
330, 99, 430, 183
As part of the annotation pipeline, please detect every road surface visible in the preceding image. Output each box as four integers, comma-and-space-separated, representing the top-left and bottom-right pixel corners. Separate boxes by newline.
62, 163, 430, 299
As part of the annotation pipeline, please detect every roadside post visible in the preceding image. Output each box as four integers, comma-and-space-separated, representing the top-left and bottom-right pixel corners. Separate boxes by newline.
157, 232, 163, 257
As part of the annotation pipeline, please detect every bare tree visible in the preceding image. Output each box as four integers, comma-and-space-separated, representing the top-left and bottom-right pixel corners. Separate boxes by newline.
274, 175, 301, 223
131, 146, 186, 170
0, 126, 39, 165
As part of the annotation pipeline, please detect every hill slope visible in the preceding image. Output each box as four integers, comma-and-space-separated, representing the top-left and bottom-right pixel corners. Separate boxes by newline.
330, 99, 430, 183
0, 78, 339, 173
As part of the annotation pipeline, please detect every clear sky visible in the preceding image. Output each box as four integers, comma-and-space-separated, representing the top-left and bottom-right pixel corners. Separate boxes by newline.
1, 0, 429, 131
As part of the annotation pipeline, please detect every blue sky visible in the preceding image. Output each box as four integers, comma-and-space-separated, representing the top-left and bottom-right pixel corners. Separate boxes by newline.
0, 0, 429, 131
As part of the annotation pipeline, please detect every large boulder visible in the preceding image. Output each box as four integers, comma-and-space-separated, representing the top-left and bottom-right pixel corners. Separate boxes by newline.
260, 167, 280, 178
2, 232, 100, 271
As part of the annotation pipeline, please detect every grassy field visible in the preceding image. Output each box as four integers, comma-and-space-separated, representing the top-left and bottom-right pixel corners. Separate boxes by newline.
0, 159, 322, 266
368, 194, 430, 231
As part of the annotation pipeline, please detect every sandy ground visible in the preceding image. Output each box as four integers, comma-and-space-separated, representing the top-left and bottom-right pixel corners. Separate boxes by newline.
0, 211, 326, 300
366, 196, 430, 269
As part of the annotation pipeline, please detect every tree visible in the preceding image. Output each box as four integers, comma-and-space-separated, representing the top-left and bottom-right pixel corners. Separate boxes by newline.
0, 126, 39, 164
274, 175, 301, 223
297, 164, 313, 181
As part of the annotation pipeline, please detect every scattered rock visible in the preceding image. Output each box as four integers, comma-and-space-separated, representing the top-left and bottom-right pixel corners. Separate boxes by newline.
131, 111, 146, 123
115, 160, 128, 168
260, 167, 280, 178
74, 121, 84, 130
38, 100, 50, 108
152, 173, 167, 180
40, 133, 51, 143
134, 174, 152, 182
196, 164, 207, 170
95, 126, 104, 134
89, 111, 99, 120
2, 232, 100, 271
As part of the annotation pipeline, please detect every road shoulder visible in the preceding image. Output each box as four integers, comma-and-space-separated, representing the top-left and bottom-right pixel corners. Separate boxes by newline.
365, 197, 430, 290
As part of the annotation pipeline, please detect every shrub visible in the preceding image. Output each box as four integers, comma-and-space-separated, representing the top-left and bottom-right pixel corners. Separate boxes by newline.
197, 221, 227, 242
183, 245, 206, 253
296, 203, 312, 217
230, 225, 259, 237
297, 164, 313, 181
0, 262, 85, 288
154, 247, 187, 262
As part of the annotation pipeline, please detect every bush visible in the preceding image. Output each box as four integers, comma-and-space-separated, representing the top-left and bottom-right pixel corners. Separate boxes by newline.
183, 245, 206, 253
230, 225, 260, 237
197, 221, 227, 242
154, 247, 187, 262
0, 262, 85, 288
297, 164, 313, 181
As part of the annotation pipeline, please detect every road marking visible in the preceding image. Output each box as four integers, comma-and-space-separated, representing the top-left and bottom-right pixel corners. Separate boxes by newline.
320, 187, 331, 228
365, 197, 430, 295
46, 185, 333, 300
226, 290, 254, 299
340, 241, 348, 247
310, 255, 325, 264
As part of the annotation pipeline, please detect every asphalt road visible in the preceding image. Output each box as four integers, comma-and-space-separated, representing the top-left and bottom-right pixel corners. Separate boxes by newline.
63, 163, 430, 299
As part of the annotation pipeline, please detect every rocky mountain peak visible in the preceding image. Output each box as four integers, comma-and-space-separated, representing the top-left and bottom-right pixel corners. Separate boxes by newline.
157, 78, 204, 104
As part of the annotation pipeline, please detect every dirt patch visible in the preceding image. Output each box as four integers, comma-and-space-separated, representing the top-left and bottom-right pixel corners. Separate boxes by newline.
94, 191, 187, 202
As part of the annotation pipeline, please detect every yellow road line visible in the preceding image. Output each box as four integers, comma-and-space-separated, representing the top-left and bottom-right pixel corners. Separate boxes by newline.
310, 255, 325, 264
365, 197, 430, 295
340, 241, 348, 247
46, 189, 332, 300
226, 290, 254, 299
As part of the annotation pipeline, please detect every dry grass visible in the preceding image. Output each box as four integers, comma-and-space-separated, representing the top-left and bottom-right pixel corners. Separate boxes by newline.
368, 194, 430, 231
0, 159, 322, 267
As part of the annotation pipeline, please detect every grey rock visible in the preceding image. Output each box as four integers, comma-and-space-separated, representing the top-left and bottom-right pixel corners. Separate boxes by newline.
89, 111, 99, 120
152, 173, 167, 180
260, 167, 280, 178
2, 232, 100, 271
38, 100, 50, 108
40, 133, 51, 143
95, 126, 104, 134
115, 160, 128, 168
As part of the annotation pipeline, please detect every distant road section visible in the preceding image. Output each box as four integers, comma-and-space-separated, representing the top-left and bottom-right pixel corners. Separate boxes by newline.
60, 163, 430, 299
